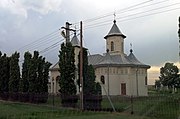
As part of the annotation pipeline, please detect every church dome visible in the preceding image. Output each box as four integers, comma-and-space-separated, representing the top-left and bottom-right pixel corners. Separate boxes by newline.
71, 33, 80, 46
104, 20, 126, 39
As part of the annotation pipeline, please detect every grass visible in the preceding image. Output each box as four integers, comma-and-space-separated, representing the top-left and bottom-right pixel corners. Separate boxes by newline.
0, 100, 152, 119
0, 92, 179, 119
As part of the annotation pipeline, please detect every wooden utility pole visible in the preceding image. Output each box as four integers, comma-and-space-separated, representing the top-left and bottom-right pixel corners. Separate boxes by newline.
61, 22, 75, 43
66, 22, 71, 42
80, 21, 84, 111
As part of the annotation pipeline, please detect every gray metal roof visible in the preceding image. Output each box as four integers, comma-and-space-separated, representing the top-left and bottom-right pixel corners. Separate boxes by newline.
104, 20, 126, 39
88, 54, 103, 65
88, 50, 150, 68
71, 33, 80, 46
98, 52, 117, 64
50, 50, 150, 71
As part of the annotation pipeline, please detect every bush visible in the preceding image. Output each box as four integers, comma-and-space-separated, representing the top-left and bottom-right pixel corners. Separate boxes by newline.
84, 95, 102, 110
61, 95, 78, 108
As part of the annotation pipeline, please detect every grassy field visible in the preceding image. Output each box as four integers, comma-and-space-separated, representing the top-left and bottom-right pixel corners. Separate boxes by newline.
0, 101, 152, 119
0, 93, 179, 119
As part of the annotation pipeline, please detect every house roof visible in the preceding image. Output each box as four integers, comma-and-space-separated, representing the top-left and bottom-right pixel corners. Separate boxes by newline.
104, 20, 126, 39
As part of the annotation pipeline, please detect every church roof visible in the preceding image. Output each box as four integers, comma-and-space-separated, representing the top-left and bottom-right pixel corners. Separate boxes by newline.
71, 33, 80, 46
49, 62, 59, 71
88, 50, 150, 68
104, 20, 126, 39
50, 49, 150, 72
98, 52, 117, 65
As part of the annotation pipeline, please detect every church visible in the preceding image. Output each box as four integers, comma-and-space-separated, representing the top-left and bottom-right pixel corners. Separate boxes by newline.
49, 20, 151, 96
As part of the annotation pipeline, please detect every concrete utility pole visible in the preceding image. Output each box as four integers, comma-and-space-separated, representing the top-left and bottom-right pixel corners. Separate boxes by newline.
80, 21, 84, 111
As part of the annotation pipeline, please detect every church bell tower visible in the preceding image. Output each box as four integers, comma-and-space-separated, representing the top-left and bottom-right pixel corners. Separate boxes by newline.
104, 20, 126, 55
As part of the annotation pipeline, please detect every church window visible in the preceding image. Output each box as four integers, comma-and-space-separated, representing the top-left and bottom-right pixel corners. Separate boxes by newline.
56, 76, 60, 81
100, 75, 105, 84
145, 76, 147, 85
121, 42, 123, 52
111, 41, 114, 51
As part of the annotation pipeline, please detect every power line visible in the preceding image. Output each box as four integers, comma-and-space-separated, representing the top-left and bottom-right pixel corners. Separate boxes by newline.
19, 0, 169, 56
18, 29, 59, 51
25, 35, 61, 51
19, 0, 179, 59
84, 2, 180, 28
39, 32, 76, 54
72, 0, 155, 26
84, 4, 180, 29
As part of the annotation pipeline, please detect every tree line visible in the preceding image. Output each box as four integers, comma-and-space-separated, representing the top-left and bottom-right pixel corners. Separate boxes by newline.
0, 51, 51, 103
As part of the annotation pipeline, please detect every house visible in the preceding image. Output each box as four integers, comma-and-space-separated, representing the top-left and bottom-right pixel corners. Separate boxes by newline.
49, 20, 151, 96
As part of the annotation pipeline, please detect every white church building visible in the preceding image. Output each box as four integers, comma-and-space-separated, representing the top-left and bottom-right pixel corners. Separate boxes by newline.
49, 20, 151, 96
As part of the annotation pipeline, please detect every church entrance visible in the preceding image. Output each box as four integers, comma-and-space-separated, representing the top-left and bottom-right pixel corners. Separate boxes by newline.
121, 83, 126, 95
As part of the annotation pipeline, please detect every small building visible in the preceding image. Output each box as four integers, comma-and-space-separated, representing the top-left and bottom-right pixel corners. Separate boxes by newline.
49, 20, 151, 96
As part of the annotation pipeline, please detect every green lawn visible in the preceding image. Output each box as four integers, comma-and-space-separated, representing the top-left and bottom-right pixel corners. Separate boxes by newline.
0, 93, 179, 119
0, 100, 152, 119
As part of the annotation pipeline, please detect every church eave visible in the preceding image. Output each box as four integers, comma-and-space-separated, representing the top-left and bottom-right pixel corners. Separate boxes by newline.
104, 34, 126, 39
93, 63, 150, 69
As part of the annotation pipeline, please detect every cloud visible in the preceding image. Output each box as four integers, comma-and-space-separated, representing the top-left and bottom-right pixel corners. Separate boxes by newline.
0, 0, 27, 18
24, 0, 62, 15
0, 0, 62, 18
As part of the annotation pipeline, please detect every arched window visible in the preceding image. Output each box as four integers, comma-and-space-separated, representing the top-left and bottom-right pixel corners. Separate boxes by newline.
145, 76, 147, 85
111, 41, 114, 51
121, 42, 123, 52
56, 76, 60, 81
100, 75, 105, 84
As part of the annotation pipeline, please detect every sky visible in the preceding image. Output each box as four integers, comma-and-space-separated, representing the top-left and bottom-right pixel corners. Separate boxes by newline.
0, 0, 180, 84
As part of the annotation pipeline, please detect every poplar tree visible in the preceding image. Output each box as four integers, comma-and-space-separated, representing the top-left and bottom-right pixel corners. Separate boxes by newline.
59, 42, 77, 107
20, 52, 32, 93
9, 52, 20, 100
1, 54, 10, 93
28, 51, 51, 103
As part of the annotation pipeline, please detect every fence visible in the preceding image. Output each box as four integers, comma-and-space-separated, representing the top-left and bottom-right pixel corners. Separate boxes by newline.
47, 93, 180, 119
0, 93, 179, 119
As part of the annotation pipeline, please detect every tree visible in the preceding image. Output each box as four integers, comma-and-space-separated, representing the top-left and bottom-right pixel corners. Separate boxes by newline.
155, 80, 161, 90
18, 52, 32, 102
9, 52, 20, 100
20, 52, 32, 93
159, 62, 179, 90
0, 52, 10, 99
78, 48, 102, 110
27, 51, 51, 103
58, 42, 77, 107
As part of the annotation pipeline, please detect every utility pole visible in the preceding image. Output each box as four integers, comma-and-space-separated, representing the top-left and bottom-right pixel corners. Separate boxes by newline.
80, 21, 84, 111
61, 22, 75, 43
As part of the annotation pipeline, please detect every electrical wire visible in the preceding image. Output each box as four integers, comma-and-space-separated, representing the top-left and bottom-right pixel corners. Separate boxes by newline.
18, 29, 59, 51
19, 0, 179, 58
72, 0, 155, 26
84, 4, 180, 29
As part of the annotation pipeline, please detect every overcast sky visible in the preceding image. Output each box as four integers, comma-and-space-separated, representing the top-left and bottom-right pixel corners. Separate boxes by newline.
0, 0, 180, 84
